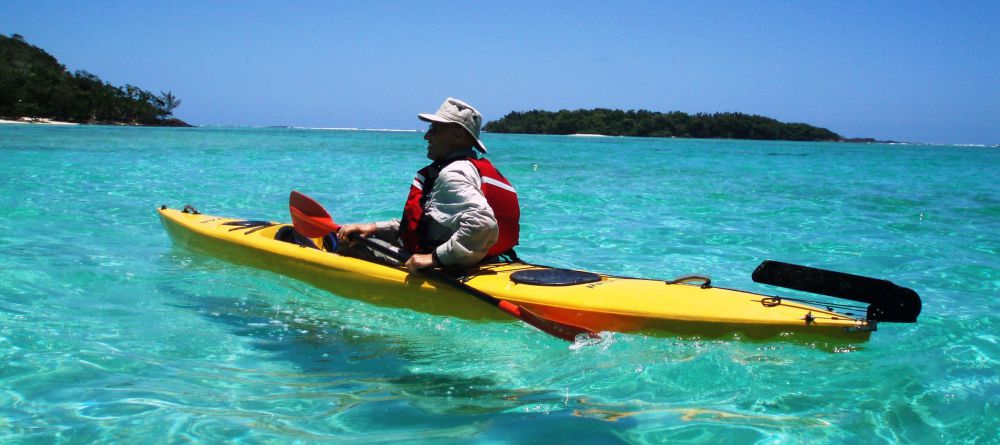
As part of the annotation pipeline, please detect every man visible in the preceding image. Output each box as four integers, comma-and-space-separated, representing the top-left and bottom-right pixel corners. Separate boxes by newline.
336, 97, 520, 273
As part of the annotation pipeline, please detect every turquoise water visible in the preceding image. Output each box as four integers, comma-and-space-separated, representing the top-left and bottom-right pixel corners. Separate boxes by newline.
1, 125, 997, 444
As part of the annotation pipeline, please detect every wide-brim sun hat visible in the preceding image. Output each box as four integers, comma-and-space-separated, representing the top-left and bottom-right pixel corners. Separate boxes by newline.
418, 97, 487, 153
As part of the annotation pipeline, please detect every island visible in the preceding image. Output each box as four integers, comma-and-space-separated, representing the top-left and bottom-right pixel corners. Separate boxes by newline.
484, 109, 841, 141
0, 34, 190, 126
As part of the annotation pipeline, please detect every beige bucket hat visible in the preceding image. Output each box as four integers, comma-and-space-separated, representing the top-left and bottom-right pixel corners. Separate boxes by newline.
418, 97, 487, 152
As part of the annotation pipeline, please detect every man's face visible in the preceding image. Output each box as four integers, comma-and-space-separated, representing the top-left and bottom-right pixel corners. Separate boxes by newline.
424, 123, 467, 161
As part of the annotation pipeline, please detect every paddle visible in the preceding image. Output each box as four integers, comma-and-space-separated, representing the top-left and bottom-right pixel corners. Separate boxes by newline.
288, 190, 596, 342
752, 260, 921, 323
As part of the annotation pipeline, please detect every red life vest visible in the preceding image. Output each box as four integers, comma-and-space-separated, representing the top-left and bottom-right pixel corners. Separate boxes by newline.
399, 157, 520, 257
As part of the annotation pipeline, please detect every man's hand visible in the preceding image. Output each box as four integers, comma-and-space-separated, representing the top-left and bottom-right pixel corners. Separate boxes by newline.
405, 253, 437, 274
336, 223, 376, 245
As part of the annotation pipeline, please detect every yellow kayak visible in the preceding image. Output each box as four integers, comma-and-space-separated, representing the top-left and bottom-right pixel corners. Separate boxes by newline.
158, 206, 874, 341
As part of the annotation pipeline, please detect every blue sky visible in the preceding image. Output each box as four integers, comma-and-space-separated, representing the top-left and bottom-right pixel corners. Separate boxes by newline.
4, 1, 998, 144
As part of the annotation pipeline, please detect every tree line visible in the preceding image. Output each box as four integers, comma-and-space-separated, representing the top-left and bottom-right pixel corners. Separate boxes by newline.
0, 34, 188, 126
483, 108, 841, 141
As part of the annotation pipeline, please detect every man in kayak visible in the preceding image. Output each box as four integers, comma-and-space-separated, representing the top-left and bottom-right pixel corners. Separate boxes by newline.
336, 97, 520, 273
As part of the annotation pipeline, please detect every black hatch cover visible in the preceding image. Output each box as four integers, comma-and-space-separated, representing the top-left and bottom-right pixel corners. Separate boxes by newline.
510, 269, 601, 286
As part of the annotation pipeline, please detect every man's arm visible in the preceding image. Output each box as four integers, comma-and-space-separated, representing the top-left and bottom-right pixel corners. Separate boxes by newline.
337, 220, 400, 245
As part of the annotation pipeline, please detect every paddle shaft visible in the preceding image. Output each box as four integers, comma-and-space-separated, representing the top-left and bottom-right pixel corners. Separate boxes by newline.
346, 233, 591, 339
288, 190, 593, 341
348, 233, 504, 309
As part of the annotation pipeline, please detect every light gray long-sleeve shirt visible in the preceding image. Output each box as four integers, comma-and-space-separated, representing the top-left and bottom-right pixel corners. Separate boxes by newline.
373, 150, 499, 267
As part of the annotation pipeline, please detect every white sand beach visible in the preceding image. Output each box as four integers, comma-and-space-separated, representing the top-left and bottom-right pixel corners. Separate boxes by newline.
0, 117, 79, 125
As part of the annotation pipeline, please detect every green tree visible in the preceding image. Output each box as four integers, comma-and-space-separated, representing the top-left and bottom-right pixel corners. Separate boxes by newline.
484, 108, 840, 142
0, 34, 188, 126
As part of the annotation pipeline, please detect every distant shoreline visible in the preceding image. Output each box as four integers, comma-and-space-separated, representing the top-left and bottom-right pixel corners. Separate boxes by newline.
2, 121, 991, 146
0, 116, 192, 127
484, 108, 842, 142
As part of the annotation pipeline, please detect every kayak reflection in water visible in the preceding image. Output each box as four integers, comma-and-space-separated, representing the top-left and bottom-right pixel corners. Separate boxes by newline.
336, 97, 521, 274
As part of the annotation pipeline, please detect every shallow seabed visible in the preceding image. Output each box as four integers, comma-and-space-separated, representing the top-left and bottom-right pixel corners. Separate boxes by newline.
1, 126, 997, 444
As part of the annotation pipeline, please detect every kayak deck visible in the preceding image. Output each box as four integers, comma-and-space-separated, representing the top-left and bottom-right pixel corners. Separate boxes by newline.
158, 207, 873, 341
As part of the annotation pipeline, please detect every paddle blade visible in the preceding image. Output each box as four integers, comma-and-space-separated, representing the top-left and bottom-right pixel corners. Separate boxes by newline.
519, 308, 597, 342
290, 190, 332, 217
289, 190, 341, 237
497, 300, 595, 341
289, 206, 339, 238
752, 260, 921, 323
